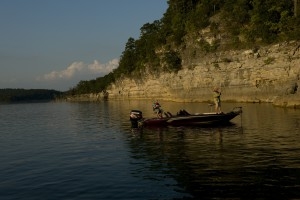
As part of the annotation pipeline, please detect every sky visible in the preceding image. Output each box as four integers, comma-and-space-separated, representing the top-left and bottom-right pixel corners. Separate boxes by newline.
0, 0, 168, 91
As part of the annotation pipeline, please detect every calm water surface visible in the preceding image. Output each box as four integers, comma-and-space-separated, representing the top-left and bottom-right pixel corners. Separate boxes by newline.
0, 101, 300, 199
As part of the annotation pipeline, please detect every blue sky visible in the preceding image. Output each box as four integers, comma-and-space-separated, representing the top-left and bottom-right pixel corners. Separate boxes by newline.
0, 0, 168, 91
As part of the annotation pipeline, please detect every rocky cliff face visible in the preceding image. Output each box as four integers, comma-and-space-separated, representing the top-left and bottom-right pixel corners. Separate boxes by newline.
106, 41, 300, 108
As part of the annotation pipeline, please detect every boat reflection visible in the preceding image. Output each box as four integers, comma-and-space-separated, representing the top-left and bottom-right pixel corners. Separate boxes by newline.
128, 124, 245, 198
125, 102, 300, 199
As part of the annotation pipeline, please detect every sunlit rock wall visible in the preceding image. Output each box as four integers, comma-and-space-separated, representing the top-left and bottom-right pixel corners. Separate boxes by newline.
107, 41, 300, 107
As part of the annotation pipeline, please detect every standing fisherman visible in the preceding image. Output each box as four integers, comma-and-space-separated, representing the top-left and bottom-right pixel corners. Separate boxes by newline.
213, 87, 222, 114
152, 100, 163, 118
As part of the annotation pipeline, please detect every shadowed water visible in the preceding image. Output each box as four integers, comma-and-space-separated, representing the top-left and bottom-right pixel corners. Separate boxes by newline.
0, 101, 299, 199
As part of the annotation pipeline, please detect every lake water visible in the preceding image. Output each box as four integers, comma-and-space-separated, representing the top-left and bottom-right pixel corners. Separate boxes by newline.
0, 100, 300, 200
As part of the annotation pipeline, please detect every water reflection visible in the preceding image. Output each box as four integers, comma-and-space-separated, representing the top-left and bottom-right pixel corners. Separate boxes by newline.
128, 125, 248, 198
2, 101, 299, 199
68, 100, 300, 199
124, 101, 300, 199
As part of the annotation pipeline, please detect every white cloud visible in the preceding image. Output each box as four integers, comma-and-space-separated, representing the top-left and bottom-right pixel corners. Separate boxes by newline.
37, 58, 119, 81
87, 58, 119, 74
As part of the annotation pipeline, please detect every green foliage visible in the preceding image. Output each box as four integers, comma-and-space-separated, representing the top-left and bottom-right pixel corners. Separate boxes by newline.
116, 37, 137, 78
214, 63, 220, 69
68, 72, 115, 95
69, 0, 300, 95
264, 57, 275, 65
162, 50, 182, 72
197, 38, 220, 53
223, 0, 297, 45
222, 58, 232, 63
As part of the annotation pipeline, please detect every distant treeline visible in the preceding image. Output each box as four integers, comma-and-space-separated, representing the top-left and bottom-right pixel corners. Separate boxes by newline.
0, 89, 63, 102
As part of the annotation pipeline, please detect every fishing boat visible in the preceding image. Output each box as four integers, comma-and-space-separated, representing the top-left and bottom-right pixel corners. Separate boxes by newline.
130, 107, 242, 128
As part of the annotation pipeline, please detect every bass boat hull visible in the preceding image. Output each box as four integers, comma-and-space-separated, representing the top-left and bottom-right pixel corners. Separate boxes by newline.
131, 107, 242, 127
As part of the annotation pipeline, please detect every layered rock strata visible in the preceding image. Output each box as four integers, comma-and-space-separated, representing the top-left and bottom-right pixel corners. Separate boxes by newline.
106, 42, 300, 108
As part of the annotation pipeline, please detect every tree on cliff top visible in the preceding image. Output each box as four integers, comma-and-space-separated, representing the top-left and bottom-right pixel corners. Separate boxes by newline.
69, 0, 300, 95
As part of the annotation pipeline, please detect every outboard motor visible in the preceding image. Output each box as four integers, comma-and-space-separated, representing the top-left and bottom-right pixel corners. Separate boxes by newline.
130, 110, 143, 128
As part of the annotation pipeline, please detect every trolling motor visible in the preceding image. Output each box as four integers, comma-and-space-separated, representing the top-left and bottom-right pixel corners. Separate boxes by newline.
130, 110, 143, 128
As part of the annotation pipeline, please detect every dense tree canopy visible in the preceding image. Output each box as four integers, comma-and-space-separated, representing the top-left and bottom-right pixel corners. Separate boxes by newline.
69, 0, 300, 95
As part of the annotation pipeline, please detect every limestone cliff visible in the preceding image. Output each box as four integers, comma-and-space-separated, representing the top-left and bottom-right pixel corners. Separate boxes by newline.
106, 41, 300, 108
